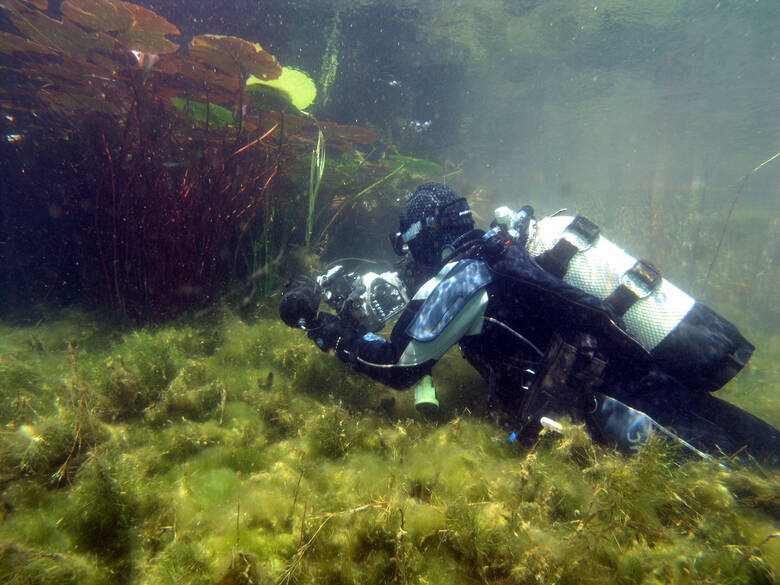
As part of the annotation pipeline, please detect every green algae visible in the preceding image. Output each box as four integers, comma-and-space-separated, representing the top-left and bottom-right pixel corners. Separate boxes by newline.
0, 308, 777, 585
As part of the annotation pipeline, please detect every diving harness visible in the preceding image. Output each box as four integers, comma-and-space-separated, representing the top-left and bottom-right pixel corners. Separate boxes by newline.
491, 205, 753, 393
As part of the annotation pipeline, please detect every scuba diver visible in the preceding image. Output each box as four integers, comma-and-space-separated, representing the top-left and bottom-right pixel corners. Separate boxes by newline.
280, 182, 779, 464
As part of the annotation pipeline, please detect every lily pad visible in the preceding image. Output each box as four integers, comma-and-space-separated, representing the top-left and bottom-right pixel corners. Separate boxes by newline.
246, 67, 316, 111
117, 3, 180, 54
61, 0, 134, 34
189, 34, 281, 81
156, 55, 240, 103
170, 97, 234, 127
4, 0, 117, 55
39, 89, 118, 115
0, 31, 58, 56
36, 57, 116, 89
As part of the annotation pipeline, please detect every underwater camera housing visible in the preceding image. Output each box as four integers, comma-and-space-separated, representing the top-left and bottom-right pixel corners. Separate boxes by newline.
317, 265, 409, 332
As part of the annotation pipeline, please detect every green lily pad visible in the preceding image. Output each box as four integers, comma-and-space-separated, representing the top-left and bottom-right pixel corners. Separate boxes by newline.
246, 67, 316, 111
170, 97, 234, 127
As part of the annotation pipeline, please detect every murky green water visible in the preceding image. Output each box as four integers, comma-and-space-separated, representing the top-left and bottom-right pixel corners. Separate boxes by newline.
0, 1, 778, 583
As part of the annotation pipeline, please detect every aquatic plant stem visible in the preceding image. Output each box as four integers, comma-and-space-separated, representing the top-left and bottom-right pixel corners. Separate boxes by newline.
317, 163, 406, 245
262, 186, 276, 296
281, 501, 389, 585
319, 11, 341, 107
53, 344, 87, 486
305, 128, 325, 249
235, 498, 240, 546
289, 467, 305, 525
232, 122, 279, 157
703, 151, 780, 291
228, 119, 284, 290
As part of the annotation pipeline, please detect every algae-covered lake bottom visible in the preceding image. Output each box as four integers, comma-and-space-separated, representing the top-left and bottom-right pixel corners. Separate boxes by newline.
0, 306, 778, 585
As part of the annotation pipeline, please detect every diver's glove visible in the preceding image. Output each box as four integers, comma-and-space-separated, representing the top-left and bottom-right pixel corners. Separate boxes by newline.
307, 312, 358, 361
280, 275, 321, 329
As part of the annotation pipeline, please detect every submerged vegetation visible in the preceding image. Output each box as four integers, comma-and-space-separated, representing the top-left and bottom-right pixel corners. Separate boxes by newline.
0, 0, 444, 322
0, 1, 777, 584
0, 308, 778, 585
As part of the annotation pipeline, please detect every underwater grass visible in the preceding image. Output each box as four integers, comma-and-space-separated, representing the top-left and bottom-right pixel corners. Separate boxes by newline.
0, 308, 777, 585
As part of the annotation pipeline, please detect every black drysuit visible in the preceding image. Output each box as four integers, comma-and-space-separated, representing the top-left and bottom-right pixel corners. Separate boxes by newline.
307, 231, 779, 462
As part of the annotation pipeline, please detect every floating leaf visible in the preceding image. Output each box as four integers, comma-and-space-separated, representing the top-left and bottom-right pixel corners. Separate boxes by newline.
38, 87, 118, 114
261, 111, 317, 139
0, 31, 58, 56
189, 34, 281, 81
35, 58, 111, 89
3, 0, 117, 55
86, 49, 130, 74
170, 97, 234, 127
245, 85, 291, 115
18, 0, 48, 9
117, 2, 179, 54
156, 55, 240, 103
246, 67, 316, 111
61, 0, 134, 34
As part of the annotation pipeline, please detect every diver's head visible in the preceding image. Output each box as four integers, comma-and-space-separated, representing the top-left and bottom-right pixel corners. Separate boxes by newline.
391, 183, 474, 267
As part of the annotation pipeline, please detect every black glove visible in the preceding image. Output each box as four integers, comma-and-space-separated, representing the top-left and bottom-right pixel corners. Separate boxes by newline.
307, 312, 355, 359
280, 275, 322, 328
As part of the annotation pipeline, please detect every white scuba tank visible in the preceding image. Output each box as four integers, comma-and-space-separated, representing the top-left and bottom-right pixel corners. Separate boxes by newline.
524, 214, 694, 352
493, 206, 753, 392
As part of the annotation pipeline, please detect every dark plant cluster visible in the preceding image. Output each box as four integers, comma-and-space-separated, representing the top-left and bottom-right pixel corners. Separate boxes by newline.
0, 0, 376, 321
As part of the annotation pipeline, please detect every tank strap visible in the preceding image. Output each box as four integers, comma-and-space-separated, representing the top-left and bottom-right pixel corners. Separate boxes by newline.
605, 259, 662, 316
535, 215, 600, 278
517, 333, 607, 435
534, 216, 665, 320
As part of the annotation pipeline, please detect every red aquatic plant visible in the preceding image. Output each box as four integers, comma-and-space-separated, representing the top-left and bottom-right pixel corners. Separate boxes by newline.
0, 0, 376, 320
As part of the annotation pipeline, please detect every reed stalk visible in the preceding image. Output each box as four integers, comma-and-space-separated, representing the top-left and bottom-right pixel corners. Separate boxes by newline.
305, 128, 326, 249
